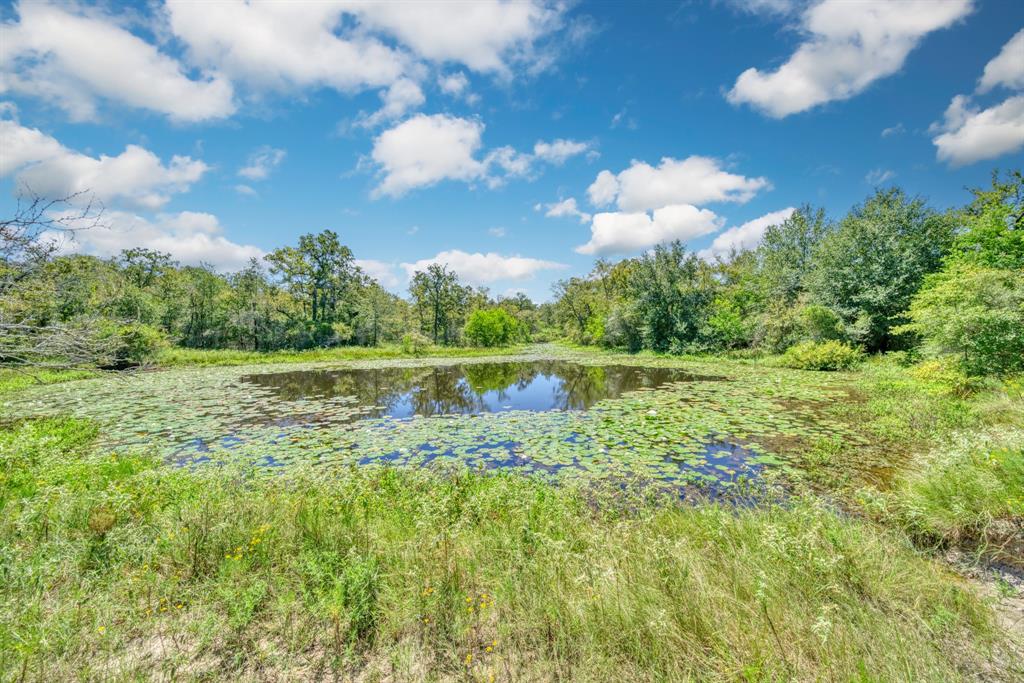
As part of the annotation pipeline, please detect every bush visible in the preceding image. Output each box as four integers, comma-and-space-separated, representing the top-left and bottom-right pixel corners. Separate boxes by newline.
463, 307, 522, 347
95, 321, 166, 368
799, 304, 845, 342
899, 265, 1024, 377
400, 331, 430, 356
781, 340, 862, 371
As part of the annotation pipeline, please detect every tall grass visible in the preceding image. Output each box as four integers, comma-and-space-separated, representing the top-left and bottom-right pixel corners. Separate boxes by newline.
0, 418, 1006, 681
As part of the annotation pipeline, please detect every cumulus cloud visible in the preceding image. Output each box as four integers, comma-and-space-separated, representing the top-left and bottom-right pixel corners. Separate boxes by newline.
3, 1, 575, 123
400, 249, 566, 285
978, 29, 1024, 93
0, 1, 234, 122
727, 0, 972, 118
370, 114, 487, 198
370, 114, 592, 197
356, 78, 426, 128
439, 71, 470, 95
533, 138, 592, 165
346, 0, 563, 75
234, 184, 257, 197
931, 31, 1024, 166
50, 210, 263, 271
932, 95, 1024, 166
575, 204, 722, 256
698, 207, 795, 260
165, 0, 408, 94
238, 146, 286, 181
0, 120, 208, 209
586, 156, 769, 212
535, 197, 591, 223
355, 258, 401, 289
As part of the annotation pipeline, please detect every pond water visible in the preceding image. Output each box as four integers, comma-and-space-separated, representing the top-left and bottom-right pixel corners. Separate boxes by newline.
6, 353, 867, 497
240, 361, 704, 419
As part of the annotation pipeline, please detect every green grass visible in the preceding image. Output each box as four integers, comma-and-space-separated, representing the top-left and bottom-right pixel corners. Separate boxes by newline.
860, 428, 1024, 555
0, 416, 1013, 681
155, 344, 529, 367
0, 368, 97, 396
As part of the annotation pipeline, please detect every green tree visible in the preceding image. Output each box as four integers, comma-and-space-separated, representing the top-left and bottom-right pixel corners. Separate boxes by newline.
757, 206, 830, 306
808, 189, 955, 351
265, 230, 359, 329
901, 265, 1024, 376
409, 264, 469, 345
464, 307, 522, 347
625, 242, 716, 353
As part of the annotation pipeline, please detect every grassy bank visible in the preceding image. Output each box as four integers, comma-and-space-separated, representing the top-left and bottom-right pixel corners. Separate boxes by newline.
0, 416, 1017, 681
156, 344, 528, 368
0, 368, 97, 396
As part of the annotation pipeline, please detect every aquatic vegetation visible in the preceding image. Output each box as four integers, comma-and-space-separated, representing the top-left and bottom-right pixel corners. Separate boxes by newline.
5, 348, 871, 496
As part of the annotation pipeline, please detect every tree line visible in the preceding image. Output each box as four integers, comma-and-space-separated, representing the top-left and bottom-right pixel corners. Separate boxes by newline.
2, 171, 1020, 376
549, 172, 1022, 376
1, 212, 542, 366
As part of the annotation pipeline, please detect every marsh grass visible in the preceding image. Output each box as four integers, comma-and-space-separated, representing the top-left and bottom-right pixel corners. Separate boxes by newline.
0, 368, 97, 396
0, 417, 1011, 681
860, 428, 1024, 560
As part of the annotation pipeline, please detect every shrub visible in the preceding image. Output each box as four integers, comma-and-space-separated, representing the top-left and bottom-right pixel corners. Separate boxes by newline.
400, 331, 430, 356
781, 340, 862, 371
799, 304, 845, 342
463, 307, 522, 347
94, 321, 166, 368
899, 265, 1024, 377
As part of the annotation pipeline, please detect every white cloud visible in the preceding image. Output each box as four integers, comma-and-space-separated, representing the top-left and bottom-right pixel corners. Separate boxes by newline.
929, 29, 1024, 167
51, 210, 263, 271
536, 197, 591, 223
357, 78, 426, 128
865, 168, 897, 185
370, 114, 487, 198
0, 120, 208, 209
370, 115, 589, 197
165, 0, 408, 94
484, 145, 534, 182
587, 156, 769, 212
881, 123, 905, 137
575, 204, 722, 256
488, 226, 506, 237
234, 184, 257, 197
723, 0, 801, 17
932, 94, 1024, 166
978, 29, 1024, 93
346, 0, 562, 75
727, 0, 973, 118
698, 207, 795, 260
238, 146, 286, 181
355, 258, 401, 288
439, 71, 469, 95
0, 1, 234, 122
400, 249, 566, 285
532, 138, 592, 164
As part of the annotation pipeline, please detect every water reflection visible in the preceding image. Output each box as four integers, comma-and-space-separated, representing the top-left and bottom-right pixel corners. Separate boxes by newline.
240, 361, 703, 418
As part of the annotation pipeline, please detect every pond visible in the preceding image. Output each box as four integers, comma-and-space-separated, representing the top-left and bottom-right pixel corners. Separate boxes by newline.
240, 361, 706, 418
6, 352, 868, 497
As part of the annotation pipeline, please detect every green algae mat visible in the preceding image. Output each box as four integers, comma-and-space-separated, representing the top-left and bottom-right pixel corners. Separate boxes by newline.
4, 349, 870, 496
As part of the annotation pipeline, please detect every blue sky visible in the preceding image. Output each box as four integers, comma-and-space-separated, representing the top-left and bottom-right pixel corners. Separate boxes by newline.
2, 1, 1022, 301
